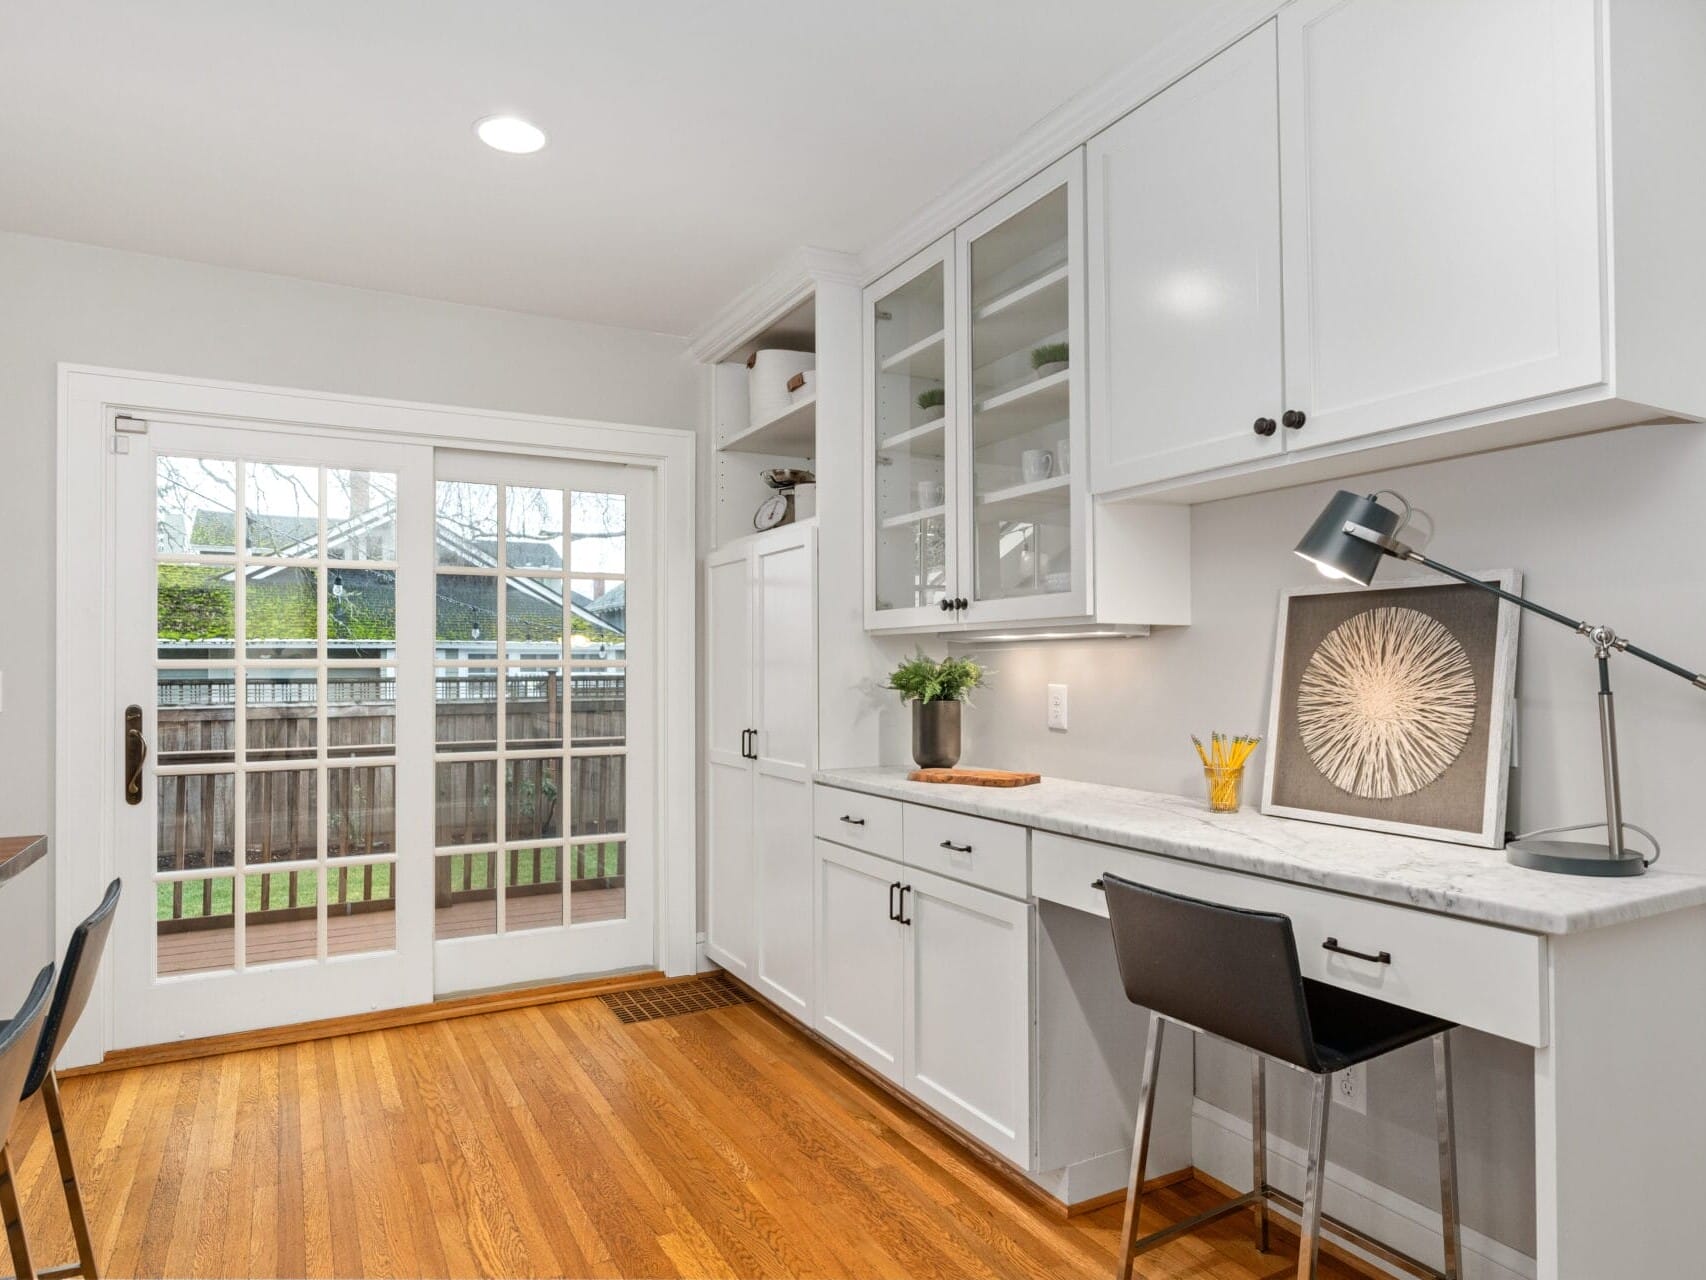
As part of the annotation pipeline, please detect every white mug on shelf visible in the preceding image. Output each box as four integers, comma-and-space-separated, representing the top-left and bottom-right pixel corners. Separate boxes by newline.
1020, 449, 1055, 484
914, 479, 945, 509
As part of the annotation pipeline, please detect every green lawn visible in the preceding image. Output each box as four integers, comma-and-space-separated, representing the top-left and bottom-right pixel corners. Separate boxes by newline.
159, 845, 623, 921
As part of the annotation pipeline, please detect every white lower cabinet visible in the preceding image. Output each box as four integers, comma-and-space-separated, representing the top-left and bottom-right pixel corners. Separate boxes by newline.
901, 866, 1032, 1165
814, 839, 906, 1082
813, 829, 1033, 1167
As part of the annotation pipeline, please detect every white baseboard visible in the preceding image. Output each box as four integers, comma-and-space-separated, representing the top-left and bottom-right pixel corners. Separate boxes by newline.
1191, 1100, 1535, 1280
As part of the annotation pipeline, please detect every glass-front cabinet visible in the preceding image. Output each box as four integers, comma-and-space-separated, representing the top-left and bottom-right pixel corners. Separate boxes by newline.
865, 236, 958, 630
864, 151, 1093, 632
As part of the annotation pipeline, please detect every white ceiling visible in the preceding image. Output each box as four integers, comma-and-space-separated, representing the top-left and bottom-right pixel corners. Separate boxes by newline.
0, 1, 1204, 337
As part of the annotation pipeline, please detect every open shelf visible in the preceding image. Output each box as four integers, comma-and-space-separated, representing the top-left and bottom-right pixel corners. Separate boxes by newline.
877, 418, 947, 457
880, 503, 946, 531
971, 266, 1068, 369
723, 394, 816, 456
976, 474, 1070, 517
972, 369, 1070, 445
879, 329, 947, 379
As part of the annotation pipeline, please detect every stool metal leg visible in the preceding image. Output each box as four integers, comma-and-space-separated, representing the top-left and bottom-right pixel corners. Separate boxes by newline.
0, 1144, 36, 1280
1116, 1012, 1165, 1280
1433, 1033, 1463, 1280
1296, 1073, 1332, 1280
42, 1071, 98, 1280
1251, 1054, 1269, 1252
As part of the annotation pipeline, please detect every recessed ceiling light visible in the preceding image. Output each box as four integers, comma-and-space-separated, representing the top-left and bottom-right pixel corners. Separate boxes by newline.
475, 115, 547, 155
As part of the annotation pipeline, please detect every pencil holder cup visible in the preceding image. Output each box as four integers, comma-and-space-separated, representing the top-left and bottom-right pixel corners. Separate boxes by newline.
1203, 764, 1245, 813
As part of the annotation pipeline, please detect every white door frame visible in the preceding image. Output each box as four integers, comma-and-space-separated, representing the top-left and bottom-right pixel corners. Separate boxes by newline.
55, 363, 698, 1068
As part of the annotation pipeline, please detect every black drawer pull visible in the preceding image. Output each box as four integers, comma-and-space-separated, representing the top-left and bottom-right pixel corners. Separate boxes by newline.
1323, 937, 1391, 965
839, 815, 866, 826
1091, 878, 1105, 890
897, 884, 912, 926
939, 840, 973, 854
888, 881, 902, 921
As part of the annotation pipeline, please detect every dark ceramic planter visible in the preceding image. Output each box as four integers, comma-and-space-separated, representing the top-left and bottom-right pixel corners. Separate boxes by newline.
911, 699, 962, 769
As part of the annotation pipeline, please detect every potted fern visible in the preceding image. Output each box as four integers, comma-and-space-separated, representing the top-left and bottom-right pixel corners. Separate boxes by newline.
916, 386, 946, 423
887, 651, 984, 769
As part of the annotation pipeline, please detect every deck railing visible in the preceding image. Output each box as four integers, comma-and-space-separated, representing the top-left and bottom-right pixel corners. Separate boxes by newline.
155, 672, 626, 929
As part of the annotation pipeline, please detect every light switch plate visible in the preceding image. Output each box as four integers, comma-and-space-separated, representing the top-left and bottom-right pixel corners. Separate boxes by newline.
1047, 684, 1068, 731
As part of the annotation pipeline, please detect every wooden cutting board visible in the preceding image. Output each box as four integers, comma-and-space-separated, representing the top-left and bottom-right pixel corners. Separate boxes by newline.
907, 768, 1041, 787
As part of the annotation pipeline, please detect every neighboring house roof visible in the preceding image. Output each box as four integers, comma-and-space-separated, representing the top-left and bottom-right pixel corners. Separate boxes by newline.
591, 583, 626, 617
188, 511, 320, 553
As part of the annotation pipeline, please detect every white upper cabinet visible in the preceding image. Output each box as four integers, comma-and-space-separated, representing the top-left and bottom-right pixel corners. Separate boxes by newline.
1089, 21, 1285, 491
1277, 0, 1602, 450
866, 237, 957, 631
1087, 0, 1706, 499
865, 154, 1190, 635
957, 154, 1090, 626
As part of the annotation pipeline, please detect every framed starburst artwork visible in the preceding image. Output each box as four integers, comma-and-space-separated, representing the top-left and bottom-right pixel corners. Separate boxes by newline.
1261, 570, 1521, 847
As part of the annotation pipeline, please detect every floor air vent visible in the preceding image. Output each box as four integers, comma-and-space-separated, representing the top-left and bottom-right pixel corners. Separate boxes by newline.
601, 974, 752, 1024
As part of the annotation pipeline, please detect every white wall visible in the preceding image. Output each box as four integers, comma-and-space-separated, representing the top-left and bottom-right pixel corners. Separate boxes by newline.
876, 419, 1706, 1254
0, 229, 701, 933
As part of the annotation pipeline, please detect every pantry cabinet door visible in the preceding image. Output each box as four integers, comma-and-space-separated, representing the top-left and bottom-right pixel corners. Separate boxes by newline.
1088, 21, 1284, 492
703, 546, 755, 978
1277, 0, 1604, 451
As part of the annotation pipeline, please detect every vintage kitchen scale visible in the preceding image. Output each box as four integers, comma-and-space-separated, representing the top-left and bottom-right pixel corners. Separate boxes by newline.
753, 467, 815, 531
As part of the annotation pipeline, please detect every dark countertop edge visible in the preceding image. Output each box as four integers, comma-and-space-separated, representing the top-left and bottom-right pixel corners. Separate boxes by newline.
0, 835, 48, 887
813, 771, 1706, 937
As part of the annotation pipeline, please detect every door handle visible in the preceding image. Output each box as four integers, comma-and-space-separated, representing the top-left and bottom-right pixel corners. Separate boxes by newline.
124, 704, 148, 805
939, 839, 973, 854
747, 728, 759, 759
888, 881, 901, 922
897, 884, 912, 926
1322, 937, 1391, 965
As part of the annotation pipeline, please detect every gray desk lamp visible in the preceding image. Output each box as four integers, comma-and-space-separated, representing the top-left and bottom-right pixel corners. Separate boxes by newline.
1295, 489, 1703, 877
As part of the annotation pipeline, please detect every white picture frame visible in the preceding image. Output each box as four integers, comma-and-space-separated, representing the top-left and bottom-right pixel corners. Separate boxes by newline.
1261, 569, 1521, 848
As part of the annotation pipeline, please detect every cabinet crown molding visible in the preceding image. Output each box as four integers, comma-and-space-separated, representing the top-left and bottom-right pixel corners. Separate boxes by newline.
687, 246, 862, 365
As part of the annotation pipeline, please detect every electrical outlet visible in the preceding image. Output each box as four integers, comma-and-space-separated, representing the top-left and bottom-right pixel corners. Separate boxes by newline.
1334, 1062, 1367, 1115
1047, 684, 1068, 731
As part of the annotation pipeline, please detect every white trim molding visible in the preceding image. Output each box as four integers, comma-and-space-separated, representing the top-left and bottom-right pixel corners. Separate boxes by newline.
685, 246, 862, 365
854, 0, 1285, 285
55, 363, 699, 1068
1191, 1098, 1537, 1280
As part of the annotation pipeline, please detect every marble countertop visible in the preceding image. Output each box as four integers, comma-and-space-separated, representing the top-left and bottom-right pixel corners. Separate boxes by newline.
0, 835, 47, 888
815, 768, 1706, 935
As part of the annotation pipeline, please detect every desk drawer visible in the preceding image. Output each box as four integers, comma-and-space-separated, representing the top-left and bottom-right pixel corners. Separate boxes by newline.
814, 786, 902, 858
903, 805, 1029, 899
1033, 831, 1548, 1047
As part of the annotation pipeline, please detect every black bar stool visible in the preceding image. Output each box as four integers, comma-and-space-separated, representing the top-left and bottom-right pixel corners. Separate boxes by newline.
19, 879, 122, 1280
1101, 873, 1463, 1280
1, 964, 56, 1280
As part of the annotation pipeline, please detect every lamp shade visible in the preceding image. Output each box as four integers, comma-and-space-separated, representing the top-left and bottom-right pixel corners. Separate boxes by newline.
1294, 490, 1403, 585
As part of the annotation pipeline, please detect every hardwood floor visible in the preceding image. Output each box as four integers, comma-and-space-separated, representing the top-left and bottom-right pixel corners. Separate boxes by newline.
7, 992, 1361, 1279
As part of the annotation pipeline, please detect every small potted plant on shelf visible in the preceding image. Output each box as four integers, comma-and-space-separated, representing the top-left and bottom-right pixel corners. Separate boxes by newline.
916, 386, 946, 423
887, 651, 985, 769
1030, 341, 1069, 379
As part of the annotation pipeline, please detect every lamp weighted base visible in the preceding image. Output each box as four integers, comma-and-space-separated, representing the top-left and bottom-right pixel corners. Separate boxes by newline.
1506, 837, 1646, 877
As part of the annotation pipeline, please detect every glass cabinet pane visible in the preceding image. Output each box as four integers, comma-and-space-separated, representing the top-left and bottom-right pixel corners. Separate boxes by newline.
871, 260, 950, 616
966, 184, 1074, 603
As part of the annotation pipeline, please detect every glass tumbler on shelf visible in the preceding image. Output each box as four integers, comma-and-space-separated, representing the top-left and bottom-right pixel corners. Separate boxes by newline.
1204, 764, 1245, 813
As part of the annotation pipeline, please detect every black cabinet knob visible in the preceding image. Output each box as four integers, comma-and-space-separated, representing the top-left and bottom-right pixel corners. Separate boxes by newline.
957, 597, 969, 611
1253, 417, 1277, 437
1282, 409, 1307, 430
939, 598, 953, 612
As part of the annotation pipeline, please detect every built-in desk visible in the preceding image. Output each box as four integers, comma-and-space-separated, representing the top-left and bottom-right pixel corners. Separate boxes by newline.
0, 835, 53, 1025
815, 768, 1706, 1280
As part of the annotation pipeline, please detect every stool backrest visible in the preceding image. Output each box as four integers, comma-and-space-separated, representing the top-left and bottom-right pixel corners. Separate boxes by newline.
24, 878, 122, 1100
1102, 874, 1323, 1072
0, 966, 55, 1142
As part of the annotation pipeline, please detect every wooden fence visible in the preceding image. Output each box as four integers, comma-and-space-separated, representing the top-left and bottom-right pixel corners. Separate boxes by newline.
155, 671, 626, 927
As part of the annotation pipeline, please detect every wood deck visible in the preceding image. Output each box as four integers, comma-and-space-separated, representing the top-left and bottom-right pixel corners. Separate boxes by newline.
158, 887, 626, 974
8, 993, 1365, 1279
